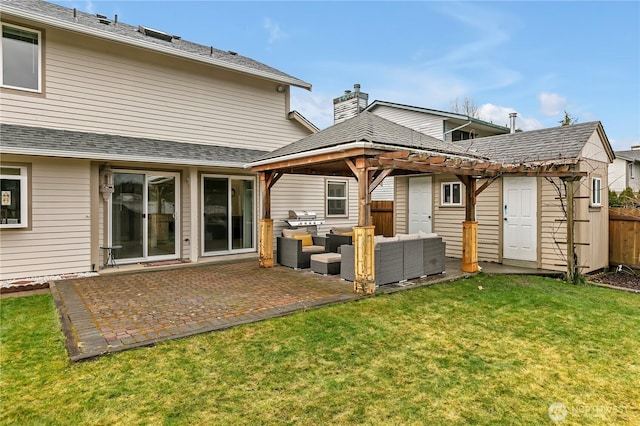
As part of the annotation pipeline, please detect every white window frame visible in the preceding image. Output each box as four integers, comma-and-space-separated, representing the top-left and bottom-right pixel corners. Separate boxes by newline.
0, 22, 42, 93
441, 182, 462, 206
0, 165, 29, 228
326, 179, 348, 217
591, 177, 602, 207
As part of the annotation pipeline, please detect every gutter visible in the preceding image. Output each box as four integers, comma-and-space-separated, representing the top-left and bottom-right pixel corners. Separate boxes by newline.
0, 4, 312, 90
0, 146, 248, 169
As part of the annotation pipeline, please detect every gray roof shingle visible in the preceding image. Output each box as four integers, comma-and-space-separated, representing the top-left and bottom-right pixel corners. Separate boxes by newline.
0, 0, 310, 89
253, 111, 486, 163
615, 149, 640, 162
0, 124, 268, 166
460, 122, 603, 164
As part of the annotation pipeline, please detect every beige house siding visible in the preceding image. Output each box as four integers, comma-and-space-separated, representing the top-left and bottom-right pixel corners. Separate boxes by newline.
0, 22, 303, 151
433, 174, 465, 258
394, 176, 408, 234
369, 106, 443, 138
476, 179, 501, 262
540, 177, 568, 272
578, 160, 610, 273
0, 155, 92, 280
271, 175, 359, 242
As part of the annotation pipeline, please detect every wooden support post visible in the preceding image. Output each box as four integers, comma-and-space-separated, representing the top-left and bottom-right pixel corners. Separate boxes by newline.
564, 178, 577, 283
258, 172, 274, 268
259, 219, 274, 268
459, 175, 479, 272
354, 225, 375, 294
462, 221, 478, 272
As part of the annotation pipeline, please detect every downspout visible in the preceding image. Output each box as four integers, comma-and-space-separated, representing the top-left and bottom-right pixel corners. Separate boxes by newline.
443, 120, 472, 142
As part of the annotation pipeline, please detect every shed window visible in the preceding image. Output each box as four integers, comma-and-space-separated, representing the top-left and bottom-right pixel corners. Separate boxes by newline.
1, 23, 41, 92
591, 177, 601, 207
441, 182, 462, 206
1, 166, 28, 228
326, 180, 348, 216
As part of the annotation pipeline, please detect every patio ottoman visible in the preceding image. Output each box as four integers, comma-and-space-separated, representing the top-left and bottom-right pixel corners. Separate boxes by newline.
310, 252, 342, 275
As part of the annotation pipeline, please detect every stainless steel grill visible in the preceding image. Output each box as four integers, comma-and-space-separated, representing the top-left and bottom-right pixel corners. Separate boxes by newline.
284, 210, 325, 227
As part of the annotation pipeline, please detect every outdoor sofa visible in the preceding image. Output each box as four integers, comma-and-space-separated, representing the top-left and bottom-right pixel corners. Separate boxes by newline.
340, 232, 446, 285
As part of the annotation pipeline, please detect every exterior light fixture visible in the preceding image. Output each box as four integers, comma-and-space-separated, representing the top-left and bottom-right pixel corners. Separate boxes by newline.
276, 85, 286, 93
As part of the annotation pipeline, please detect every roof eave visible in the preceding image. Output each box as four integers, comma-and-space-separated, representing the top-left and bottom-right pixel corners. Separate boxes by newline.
0, 5, 312, 90
0, 146, 247, 168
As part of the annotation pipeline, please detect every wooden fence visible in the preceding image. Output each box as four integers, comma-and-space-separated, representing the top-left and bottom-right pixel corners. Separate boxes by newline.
371, 201, 394, 237
609, 207, 640, 269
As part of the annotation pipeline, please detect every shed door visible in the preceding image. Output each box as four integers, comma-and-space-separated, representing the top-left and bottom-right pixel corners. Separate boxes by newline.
409, 176, 432, 234
503, 177, 537, 261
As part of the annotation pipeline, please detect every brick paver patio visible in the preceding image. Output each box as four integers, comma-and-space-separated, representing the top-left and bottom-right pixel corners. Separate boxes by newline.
51, 260, 360, 361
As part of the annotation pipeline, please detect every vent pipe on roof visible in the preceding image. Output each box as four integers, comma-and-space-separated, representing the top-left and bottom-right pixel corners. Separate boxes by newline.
114, 14, 118, 25
73, 8, 77, 21
509, 112, 517, 134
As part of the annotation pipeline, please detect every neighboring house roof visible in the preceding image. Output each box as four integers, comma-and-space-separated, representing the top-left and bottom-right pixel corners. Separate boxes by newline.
365, 100, 511, 134
251, 111, 486, 165
0, 0, 311, 90
615, 149, 640, 162
462, 121, 614, 164
0, 124, 268, 168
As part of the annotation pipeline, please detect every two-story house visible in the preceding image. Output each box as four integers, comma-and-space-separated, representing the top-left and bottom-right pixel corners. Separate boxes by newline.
0, 0, 318, 281
609, 146, 640, 193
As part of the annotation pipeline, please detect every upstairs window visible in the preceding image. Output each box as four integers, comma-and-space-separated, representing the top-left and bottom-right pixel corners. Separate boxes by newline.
1, 166, 29, 228
441, 182, 462, 206
591, 177, 602, 207
1, 23, 41, 92
326, 180, 348, 217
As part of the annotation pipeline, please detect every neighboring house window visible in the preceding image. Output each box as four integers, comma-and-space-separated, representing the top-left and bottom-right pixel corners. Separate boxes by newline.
1, 23, 41, 92
452, 130, 474, 142
441, 182, 462, 206
630, 163, 635, 179
0, 166, 28, 228
326, 180, 348, 216
591, 177, 602, 207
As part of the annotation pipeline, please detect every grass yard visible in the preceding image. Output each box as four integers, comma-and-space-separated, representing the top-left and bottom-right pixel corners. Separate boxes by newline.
1, 274, 639, 425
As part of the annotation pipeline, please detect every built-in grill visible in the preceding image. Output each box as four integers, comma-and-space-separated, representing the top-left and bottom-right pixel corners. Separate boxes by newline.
284, 210, 326, 227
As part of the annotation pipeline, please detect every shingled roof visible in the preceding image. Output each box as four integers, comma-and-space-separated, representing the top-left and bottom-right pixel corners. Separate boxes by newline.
252, 111, 486, 164
0, 0, 311, 89
461, 121, 612, 164
615, 149, 640, 162
0, 124, 268, 167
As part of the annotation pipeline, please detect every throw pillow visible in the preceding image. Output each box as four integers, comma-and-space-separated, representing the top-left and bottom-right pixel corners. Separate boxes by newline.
293, 234, 313, 247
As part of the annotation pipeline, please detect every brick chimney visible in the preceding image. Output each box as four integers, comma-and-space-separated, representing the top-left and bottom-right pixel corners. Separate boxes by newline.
333, 84, 369, 124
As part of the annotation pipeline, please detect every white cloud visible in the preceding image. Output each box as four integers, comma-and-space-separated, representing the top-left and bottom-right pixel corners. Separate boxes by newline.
478, 104, 543, 131
263, 18, 287, 46
538, 92, 567, 116
290, 91, 334, 130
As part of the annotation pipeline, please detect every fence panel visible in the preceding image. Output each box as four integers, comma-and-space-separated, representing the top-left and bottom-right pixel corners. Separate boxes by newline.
609, 207, 640, 269
371, 201, 394, 237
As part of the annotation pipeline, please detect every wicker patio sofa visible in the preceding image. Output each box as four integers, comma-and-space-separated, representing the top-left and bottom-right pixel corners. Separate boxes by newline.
340, 232, 446, 285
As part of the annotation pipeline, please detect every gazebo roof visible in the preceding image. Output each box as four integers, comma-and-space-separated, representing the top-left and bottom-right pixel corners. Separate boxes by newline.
252, 111, 484, 164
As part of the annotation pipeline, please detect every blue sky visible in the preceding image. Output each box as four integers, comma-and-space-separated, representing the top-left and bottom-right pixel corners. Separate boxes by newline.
53, 1, 639, 150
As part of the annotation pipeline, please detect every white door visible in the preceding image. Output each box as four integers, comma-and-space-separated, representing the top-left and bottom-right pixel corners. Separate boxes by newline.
503, 177, 537, 261
409, 176, 432, 233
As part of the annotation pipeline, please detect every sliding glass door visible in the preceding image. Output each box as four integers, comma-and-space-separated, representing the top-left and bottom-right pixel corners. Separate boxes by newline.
202, 175, 255, 255
111, 171, 179, 262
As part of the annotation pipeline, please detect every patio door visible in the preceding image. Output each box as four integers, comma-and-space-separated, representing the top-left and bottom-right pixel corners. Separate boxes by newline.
503, 177, 537, 261
111, 171, 180, 262
409, 176, 432, 233
202, 175, 255, 255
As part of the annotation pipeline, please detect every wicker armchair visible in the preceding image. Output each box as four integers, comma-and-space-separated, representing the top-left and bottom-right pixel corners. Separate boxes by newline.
276, 228, 327, 269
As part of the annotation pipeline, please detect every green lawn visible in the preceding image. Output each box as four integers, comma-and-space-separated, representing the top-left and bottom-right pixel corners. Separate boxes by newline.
1, 275, 639, 425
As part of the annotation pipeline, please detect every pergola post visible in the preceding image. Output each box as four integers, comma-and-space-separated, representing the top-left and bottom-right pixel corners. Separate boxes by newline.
563, 177, 579, 283
459, 175, 479, 273
352, 157, 375, 294
258, 171, 281, 268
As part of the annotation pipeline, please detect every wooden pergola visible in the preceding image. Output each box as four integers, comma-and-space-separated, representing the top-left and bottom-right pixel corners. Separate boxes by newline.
250, 115, 586, 294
